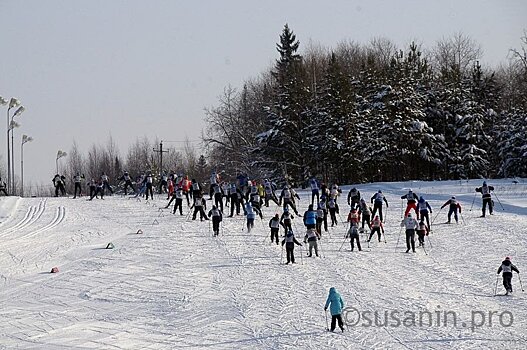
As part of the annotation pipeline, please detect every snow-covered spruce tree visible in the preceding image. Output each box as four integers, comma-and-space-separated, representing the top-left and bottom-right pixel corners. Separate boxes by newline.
307, 52, 360, 184
496, 109, 527, 178
255, 24, 310, 184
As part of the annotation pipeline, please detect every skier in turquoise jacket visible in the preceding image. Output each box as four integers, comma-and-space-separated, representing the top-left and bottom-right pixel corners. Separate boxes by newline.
324, 287, 345, 332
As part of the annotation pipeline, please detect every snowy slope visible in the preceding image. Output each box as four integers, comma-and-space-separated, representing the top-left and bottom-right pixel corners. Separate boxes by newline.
0, 179, 526, 349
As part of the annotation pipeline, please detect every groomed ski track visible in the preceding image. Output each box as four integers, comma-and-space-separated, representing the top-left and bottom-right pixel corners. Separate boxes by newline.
0, 179, 526, 349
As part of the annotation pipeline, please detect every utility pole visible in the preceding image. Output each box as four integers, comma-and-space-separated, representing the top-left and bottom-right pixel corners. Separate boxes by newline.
153, 141, 169, 176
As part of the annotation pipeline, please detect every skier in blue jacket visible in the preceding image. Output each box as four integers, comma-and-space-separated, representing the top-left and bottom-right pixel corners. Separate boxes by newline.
303, 204, 318, 229
324, 287, 345, 332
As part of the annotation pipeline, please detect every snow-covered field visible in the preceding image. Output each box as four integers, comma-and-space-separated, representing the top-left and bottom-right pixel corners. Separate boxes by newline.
1, 179, 526, 349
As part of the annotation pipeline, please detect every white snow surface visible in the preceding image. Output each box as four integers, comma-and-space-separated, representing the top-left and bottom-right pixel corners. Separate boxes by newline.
1, 179, 526, 349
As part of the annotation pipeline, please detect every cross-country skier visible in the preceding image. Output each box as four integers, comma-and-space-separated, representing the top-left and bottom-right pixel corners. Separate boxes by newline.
401, 213, 418, 253
244, 201, 257, 232
191, 195, 208, 221
497, 257, 520, 295
440, 196, 462, 224
159, 172, 168, 194
89, 179, 104, 200
228, 183, 244, 217
269, 214, 280, 245
401, 189, 419, 218
303, 204, 318, 229
358, 198, 372, 231
72, 173, 83, 198
304, 228, 321, 257
119, 171, 136, 195
324, 287, 345, 332
281, 229, 302, 264
87, 178, 97, 199
209, 171, 220, 199
145, 172, 154, 200
263, 179, 279, 207
476, 181, 495, 217
280, 207, 294, 235
211, 183, 224, 212
347, 219, 362, 252
417, 196, 432, 230
208, 205, 222, 236
166, 186, 184, 215
328, 197, 339, 227
279, 184, 300, 215
416, 220, 427, 246
316, 202, 328, 235
309, 176, 320, 206
101, 172, 113, 195
347, 187, 361, 209
329, 184, 341, 201
367, 215, 384, 243
52, 174, 66, 197
191, 178, 203, 200
371, 190, 389, 222
167, 175, 174, 200
179, 175, 192, 206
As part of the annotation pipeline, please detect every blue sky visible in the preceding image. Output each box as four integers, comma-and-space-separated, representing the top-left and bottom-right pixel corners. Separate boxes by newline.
1, 0, 525, 187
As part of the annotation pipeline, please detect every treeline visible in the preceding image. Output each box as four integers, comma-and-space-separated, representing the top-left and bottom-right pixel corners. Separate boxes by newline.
204, 25, 527, 186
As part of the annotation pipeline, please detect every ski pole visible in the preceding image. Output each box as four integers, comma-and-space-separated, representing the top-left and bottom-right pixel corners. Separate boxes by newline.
469, 192, 477, 211
280, 244, 284, 264
382, 230, 387, 244
494, 274, 499, 296
427, 234, 433, 249
300, 244, 304, 265
318, 240, 324, 258
518, 273, 524, 292
459, 211, 466, 226
325, 309, 329, 331
338, 235, 348, 251
492, 191, 505, 211
400, 199, 404, 218
395, 226, 403, 252
431, 207, 443, 225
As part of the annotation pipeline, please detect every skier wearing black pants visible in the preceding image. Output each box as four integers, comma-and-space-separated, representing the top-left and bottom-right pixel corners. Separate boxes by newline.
281, 230, 302, 264
280, 208, 294, 235
73, 173, 83, 198
269, 214, 280, 245
208, 205, 222, 236
347, 224, 361, 251
145, 173, 154, 200
212, 184, 224, 212
166, 187, 184, 215
120, 171, 136, 195
316, 202, 328, 234
371, 190, 389, 222
497, 257, 520, 295
324, 287, 345, 332
191, 196, 208, 221
401, 213, 418, 253
229, 186, 243, 217
367, 215, 384, 242
476, 181, 495, 217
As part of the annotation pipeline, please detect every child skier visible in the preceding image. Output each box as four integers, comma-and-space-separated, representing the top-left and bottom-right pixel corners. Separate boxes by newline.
416, 220, 427, 246
370, 190, 389, 222
166, 186, 184, 215
417, 196, 432, 230
303, 204, 318, 230
440, 196, 462, 224
191, 196, 208, 221
328, 197, 339, 227
304, 227, 321, 257
280, 207, 294, 235
281, 229, 302, 264
358, 198, 372, 231
367, 215, 384, 243
324, 287, 345, 332
497, 257, 520, 295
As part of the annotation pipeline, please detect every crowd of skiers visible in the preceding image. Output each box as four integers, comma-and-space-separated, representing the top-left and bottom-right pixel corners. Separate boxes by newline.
42, 171, 524, 302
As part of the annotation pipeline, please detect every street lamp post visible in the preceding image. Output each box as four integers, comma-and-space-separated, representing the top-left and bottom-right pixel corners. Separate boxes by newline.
11, 105, 25, 194
56, 150, 67, 174
3, 97, 21, 194
21, 135, 33, 197
0, 96, 7, 186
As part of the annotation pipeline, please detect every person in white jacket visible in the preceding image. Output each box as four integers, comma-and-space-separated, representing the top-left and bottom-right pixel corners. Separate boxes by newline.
400, 213, 418, 253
